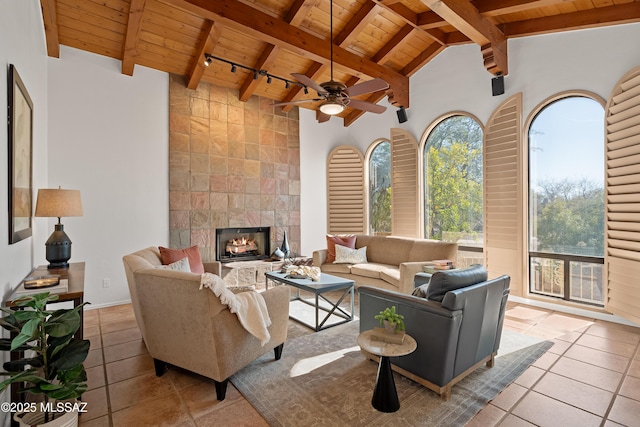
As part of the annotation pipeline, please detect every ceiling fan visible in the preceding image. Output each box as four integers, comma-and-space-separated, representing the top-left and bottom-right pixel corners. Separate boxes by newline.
273, 0, 389, 121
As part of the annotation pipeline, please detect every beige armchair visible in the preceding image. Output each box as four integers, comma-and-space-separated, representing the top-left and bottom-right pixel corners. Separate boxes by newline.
122, 247, 290, 400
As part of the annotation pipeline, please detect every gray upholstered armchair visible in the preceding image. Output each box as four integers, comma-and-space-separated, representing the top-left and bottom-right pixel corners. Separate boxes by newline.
358, 265, 510, 399
122, 247, 290, 400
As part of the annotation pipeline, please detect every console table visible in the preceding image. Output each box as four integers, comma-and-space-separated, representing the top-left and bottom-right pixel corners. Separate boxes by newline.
4, 262, 86, 408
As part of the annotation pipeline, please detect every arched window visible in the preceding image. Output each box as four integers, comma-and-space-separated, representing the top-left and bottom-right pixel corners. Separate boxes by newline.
528, 94, 605, 305
367, 140, 392, 235
423, 114, 483, 266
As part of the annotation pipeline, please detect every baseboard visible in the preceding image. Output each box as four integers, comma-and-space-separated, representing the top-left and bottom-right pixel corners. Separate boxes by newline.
84, 299, 132, 311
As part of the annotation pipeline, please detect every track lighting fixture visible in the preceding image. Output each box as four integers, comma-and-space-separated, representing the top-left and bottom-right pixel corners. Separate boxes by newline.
202, 53, 306, 92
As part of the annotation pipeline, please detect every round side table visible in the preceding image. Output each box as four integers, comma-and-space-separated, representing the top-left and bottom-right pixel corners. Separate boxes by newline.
357, 329, 417, 412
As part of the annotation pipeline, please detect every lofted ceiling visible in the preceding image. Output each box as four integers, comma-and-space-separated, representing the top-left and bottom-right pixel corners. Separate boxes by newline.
40, 0, 640, 126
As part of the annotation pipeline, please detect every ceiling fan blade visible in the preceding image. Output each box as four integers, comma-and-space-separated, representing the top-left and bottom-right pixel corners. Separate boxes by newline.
346, 99, 387, 114
272, 98, 322, 107
345, 78, 389, 97
316, 110, 331, 123
291, 73, 328, 95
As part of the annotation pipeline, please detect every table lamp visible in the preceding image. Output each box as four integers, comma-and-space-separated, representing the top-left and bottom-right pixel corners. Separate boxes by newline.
35, 187, 83, 269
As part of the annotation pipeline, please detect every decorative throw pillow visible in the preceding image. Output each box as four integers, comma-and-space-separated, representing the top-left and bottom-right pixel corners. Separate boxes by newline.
159, 245, 205, 274
155, 257, 191, 272
412, 283, 430, 298
334, 244, 368, 264
326, 235, 356, 263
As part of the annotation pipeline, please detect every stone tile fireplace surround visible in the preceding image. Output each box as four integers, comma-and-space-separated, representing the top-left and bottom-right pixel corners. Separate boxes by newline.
168, 75, 301, 264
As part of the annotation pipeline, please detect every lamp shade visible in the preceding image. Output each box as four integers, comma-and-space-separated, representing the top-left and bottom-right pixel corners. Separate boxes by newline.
319, 101, 345, 115
35, 189, 83, 218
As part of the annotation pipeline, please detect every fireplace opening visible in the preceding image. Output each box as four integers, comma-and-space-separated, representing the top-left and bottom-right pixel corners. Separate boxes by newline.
215, 227, 271, 263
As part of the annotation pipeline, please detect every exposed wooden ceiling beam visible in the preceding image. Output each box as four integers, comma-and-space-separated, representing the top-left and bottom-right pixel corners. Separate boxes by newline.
373, 0, 451, 45
418, 0, 575, 30
371, 24, 414, 65
40, 0, 60, 58
420, 0, 507, 75
165, 0, 409, 103
238, 0, 313, 101
400, 43, 446, 77
334, 0, 379, 47
121, 0, 147, 76
239, 45, 281, 101
501, 3, 640, 38
187, 21, 223, 90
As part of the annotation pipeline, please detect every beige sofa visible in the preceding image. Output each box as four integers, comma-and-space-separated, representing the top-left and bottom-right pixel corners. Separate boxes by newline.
313, 235, 458, 294
122, 247, 290, 400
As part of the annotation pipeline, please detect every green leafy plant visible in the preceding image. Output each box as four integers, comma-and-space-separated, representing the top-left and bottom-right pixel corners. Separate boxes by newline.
0, 292, 90, 421
374, 306, 405, 331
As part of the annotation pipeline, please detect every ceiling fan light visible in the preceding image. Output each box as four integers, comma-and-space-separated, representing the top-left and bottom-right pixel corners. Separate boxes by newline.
319, 101, 345, 115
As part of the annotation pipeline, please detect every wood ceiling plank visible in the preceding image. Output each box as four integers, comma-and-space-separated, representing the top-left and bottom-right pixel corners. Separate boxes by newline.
371, 24, 414, 64
334, 0, 379, 46
164, 0, 409, 104
41, 0, 60, 57
373, 0, 450, 45
502, 3, 640, 37
122, 0, 147, 75
400, 41, 445, 77
187, 20, 223, 89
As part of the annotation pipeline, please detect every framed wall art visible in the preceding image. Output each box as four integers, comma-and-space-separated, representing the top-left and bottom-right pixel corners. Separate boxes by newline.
8, 64, 33, 244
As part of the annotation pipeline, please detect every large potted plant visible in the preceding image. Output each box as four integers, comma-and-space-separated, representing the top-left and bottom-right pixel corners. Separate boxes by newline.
0, 292, 90, 426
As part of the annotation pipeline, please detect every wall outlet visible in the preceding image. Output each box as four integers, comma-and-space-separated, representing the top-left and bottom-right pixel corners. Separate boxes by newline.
103, 278, 111, 288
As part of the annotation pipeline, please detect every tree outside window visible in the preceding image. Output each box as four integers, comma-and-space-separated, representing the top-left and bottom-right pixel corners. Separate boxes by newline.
528, 96, 605, 305
369, 140, 391, 235
424, 115, 483, 251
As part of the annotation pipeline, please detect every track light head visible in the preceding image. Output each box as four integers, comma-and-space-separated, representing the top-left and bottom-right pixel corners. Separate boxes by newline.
204, 54, 212, 67
285, 80, 290, 89
303, 86, 308, 95
267, 76, 272, 84
231, 64, 237, 73
253, 70, 259, 80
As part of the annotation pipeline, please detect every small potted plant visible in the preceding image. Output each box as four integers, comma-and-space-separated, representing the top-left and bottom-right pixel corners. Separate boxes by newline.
0, 292, 90, 426
374, 306, 405, 334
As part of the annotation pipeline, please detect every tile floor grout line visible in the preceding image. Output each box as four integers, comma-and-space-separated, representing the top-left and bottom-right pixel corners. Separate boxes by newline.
598, 336, 640, 425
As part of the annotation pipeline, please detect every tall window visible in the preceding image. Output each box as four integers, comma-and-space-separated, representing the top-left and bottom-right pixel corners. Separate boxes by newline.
528, 95, 605, 306
423, 115, 483, 266
368, 140, 391, 235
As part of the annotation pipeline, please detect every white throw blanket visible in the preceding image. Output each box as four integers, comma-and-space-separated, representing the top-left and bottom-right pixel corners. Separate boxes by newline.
199, 273, 272, 346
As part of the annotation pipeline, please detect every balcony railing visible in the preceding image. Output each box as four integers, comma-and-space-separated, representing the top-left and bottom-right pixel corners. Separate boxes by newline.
529, 252, 604, 306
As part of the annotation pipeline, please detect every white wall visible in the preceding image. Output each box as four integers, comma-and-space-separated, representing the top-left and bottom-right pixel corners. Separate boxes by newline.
47, 46, 169, 308
0, 0, 50, 421
300, 23, 640, 256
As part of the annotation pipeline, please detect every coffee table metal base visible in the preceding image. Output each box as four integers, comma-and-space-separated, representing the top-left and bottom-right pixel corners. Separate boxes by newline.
265, 272, 354, 332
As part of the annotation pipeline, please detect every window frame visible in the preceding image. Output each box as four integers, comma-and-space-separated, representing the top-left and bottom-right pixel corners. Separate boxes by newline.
524, 91, 606, 306
364, 138, 392, 236
419, 112, 485, 259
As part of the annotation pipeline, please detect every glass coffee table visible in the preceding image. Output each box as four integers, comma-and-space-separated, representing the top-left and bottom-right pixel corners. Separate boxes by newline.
265, 271, 354, 331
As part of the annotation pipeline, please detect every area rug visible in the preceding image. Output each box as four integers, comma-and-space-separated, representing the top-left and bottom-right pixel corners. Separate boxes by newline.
231, 321, 552, 426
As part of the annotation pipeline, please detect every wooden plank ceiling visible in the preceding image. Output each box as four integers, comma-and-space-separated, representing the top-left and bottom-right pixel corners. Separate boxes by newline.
41, 0, 640, 126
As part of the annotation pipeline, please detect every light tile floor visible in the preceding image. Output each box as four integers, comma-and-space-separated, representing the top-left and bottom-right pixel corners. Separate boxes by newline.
78, 298, 640, 426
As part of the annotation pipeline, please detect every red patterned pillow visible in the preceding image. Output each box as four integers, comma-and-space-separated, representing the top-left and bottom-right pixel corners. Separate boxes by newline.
158, 245, 205, 274
326, 235, 356, 263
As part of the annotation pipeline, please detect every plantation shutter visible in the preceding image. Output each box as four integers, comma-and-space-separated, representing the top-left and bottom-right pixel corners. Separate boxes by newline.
484, 93, 523, 294
391, 128, 420, 237
326, 145, 366, 234
605, 66, 640, 325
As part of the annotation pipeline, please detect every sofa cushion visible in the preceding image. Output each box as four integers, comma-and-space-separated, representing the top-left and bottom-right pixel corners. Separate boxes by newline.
320, 263, 352, 274
155, 257, 191, 272
350, 262, 392, 279
326, 235, 356, 263
159, 245, 204, 274
425, 264, 488, 302
380, 268, 400, 286
334, 245, 367, 264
